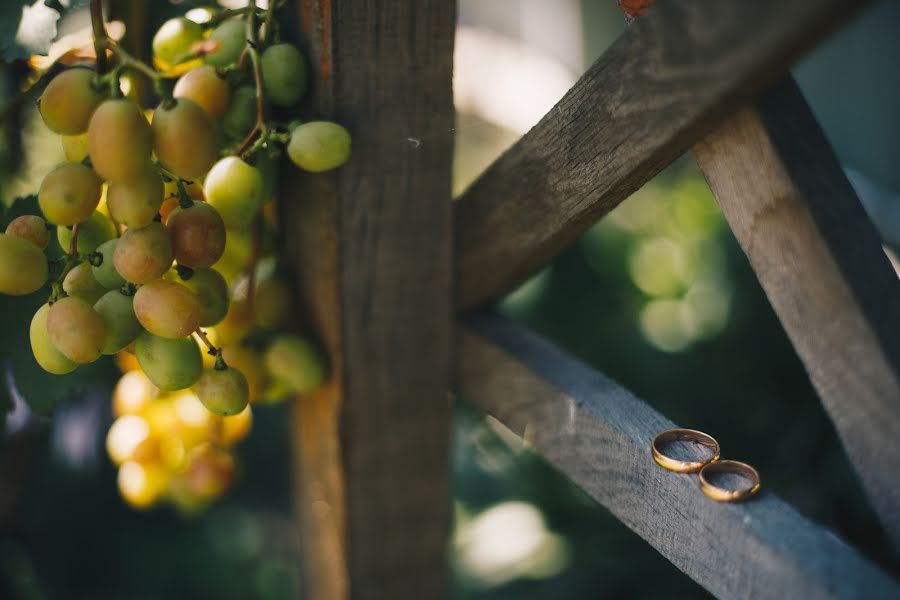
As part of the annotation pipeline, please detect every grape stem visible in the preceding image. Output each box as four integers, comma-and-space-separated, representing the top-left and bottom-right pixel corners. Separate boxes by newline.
90, 0, 108, 73
194, 328, 220, 357
235, 0, 269, 159
206, 5, 266, 27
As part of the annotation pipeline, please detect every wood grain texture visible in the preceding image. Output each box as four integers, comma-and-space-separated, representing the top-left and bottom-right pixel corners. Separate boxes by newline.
286, 2, 456, 598
693, 76, 900, 551
457, 313, 900, 599
455, 0, 868, 310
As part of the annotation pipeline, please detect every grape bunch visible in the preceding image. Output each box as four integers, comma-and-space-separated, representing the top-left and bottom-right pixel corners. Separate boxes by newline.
1, 4, 340, 509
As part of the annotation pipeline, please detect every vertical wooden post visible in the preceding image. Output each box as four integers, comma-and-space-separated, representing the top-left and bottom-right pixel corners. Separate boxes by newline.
285, 2, 456, 598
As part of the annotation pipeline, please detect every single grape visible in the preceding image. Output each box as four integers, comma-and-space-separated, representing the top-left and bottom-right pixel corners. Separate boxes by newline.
63, 261, 107, 304
167, 202, 226, 268
112, 370, 159, 417
88, 99, 153, 183
38, 162, 102, 225
175, 267, 228, 326
204, 157, 264, 230
39, 68, 105, 135
264, 335, 326, 394
194, 365, 249, 416
153, 17, 203, 65
287, 121, 351, 172
152, 98, 218, 180
254, 276, 292, 329
221, 344, 267, 403
57, 210, 116, 253
133, 279, 201, 339
204, 19, 246, 68
91, 239, 126, 289
94, 290, 142, 355
221, 86, 257, 140
135, 331, 203, 391
261, 44, 307, 107
107, 169, 164, 229
182, 443, 235, 501
0, 233, 48, 295
61, 133, 89, 162
30, 303, 77, 374
212, 297, 252, 345
117, 460, 171, 509
173, 65, 232, 119
114, 222, 174, 284
6, 215, 50, 249
47, 296, 107, 363
106, 414, 155, 466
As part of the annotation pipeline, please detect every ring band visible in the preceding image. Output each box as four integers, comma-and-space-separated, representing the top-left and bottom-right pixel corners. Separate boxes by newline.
698, 460, 761, 502
651, 428, 720, 473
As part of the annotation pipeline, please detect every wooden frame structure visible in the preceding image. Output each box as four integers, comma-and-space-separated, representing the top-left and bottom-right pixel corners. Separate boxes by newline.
287, 0, 900, 597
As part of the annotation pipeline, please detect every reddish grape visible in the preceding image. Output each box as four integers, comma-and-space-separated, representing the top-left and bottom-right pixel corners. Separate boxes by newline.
113, 222, 174, 284
166, 202, 226, 268
6, 215, 50, 249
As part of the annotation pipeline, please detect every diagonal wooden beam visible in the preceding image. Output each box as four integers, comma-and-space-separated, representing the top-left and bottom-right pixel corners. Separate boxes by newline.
455, 0, 868, 310
693, 76, 900, 551
456, 313, 900, 599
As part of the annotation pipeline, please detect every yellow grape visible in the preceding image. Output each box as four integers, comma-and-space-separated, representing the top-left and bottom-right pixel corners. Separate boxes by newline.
181, 443, 234, 501
117, 460, 171, 510
152, 98, 218, 180
113, 370, 159, 417
107, 168, 164, 229
106, 414, 155, 465
152, 17, 203, 65
133, 279, 201, 339
46, 296, 107, 364
63, 262, 107, 304
38, 163, 102, 225
0, 233, 48, 295
173, 65, 232, 119
216, 404, 253, 447
135, 331, 203, 391
39, 68, 105, 135
30, 303, 77, 375
61, 133, 90, 163
204, 157, 264, 230
113, 222, 174, 284
88, 99, 153, 183
6, 215, 50, 249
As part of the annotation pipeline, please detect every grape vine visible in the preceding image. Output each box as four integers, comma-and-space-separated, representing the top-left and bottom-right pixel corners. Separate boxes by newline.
1, 0, 342, 512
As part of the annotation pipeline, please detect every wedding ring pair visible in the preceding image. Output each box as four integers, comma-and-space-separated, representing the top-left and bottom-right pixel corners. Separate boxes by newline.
651, 428, 760, 502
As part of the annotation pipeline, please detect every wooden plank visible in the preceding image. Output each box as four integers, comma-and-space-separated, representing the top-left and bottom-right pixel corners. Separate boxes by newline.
285, 2, 456, 598
456, 312, 900, 599
693, 76, 900, 550
455, 0, 868, 310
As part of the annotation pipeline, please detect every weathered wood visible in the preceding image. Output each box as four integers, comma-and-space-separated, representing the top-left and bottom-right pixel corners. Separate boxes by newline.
457, 313, 900, 599
693, 76, 900, 551
455, 0, 867, 309
286, 2, 456, 598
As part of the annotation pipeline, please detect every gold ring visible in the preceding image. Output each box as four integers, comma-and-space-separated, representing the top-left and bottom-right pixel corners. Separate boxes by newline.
651, 428, 720, 473
698, 460, 761, 502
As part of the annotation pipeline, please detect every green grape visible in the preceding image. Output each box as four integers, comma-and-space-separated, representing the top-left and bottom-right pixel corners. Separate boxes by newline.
287, 121, 351, 172
62, 261, 107, 304
254, 276, 292, 329
94, 290, 142, 355
91, 239, 126, 289
133, 279, 201, 338
173, 65, 232, 119
153, 17, 204, 65
264, 335, 326, 394
30, 303, 77, 374
61, 133, 89, 162
47, 296, 107, 363
194, 366, 249, 416
57, 210, 116, 254
204, 19, 246, 68
87, 99, 153, 183
107, 169, 164, 229
39, 68, 105, 135
0, 233, 48, 295
113, 222, 174, 284
135, 331, 202, 391
261, 44, 307, 107
221, 344, 267, 403
204, 157, 264, 230
38, 163, 102, 226
166, 202, 226, 268
176, 267, 228, 327
152, 98, 218, 180
221, 86, 256, 140
6, 215, 50, 249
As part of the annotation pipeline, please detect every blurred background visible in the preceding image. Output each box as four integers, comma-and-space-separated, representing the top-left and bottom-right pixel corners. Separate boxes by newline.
2, 1, 899, 598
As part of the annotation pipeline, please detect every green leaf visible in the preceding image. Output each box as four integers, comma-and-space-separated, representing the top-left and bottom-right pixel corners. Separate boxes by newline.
0, 1, 63, 62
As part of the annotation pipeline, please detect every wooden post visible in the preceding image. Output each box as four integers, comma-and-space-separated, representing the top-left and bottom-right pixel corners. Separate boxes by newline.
284, 2, 456, 598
